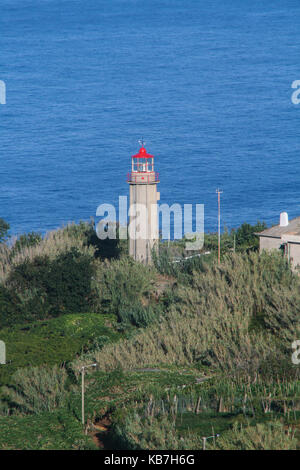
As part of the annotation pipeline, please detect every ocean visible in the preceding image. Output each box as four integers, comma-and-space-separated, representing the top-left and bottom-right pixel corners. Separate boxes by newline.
1, 0, 300, 236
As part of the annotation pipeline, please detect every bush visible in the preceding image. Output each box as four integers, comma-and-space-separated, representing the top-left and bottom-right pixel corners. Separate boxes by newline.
3, 254, 51, 325
0, 313, 120, 386
0, 410, 96, 449
235, 221, 267, 252
203, 221, 267, 255
0, 223, 96, 285
0, 285, 17, 328
45, 248, 96, 315
1, 248, 96, 326
118, 303, 160, 328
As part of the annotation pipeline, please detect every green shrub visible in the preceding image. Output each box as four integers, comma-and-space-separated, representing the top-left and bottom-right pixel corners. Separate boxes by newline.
0, 285, 17, 328
0, 222, 96, 285
235, 221, 267, 252
152, 246, 178, 277
88, 334, 112, 352
60, 219, 127, 260
0, 410, 96, 449
45, 248, 96, 315
0, 313, 120, 386
204, 221, 267, 255
1, 247, 96, 326
118, 303, 160, 328
3, 254, 51, 325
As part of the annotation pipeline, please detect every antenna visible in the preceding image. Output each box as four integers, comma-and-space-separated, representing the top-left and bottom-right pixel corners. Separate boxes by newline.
216, 189, 223, 265
138, 137, 146, 148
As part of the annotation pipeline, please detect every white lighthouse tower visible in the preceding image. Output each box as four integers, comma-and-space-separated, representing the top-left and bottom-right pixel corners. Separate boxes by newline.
127, 141, 160, 264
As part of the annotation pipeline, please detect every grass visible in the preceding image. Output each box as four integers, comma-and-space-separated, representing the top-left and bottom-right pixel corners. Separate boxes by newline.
0, 221, 299, 449
0, 410, 97, 450
0, 313, 121, 386
214, 420, 298, 450
0, 367, 206, 450
75, 251, 299, 375
176, 411, 248, 436
89, 369, 300, 450
0, 360, 299, 449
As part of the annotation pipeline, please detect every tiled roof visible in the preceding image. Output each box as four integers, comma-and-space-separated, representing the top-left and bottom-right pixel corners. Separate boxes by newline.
257, 217, 300, 238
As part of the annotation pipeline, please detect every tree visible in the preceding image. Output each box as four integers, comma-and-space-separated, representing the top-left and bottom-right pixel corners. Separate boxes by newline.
6, 248, 96, 323
235, 221, 267, 251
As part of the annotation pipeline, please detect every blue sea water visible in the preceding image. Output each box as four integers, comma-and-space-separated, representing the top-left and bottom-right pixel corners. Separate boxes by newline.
1, 0, 300, 236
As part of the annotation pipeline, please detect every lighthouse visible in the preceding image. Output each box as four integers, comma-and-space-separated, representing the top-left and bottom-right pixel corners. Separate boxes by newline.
127, 142, 160, 264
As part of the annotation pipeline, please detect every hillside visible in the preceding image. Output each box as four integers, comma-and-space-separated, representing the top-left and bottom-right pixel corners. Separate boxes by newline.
0, 220, 299, 450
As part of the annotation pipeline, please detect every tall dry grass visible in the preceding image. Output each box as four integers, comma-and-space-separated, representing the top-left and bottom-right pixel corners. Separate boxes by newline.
214, 421, 297, 450
112, 414, 297, 450
73, 252, 300, 374
2, 365, 70, 414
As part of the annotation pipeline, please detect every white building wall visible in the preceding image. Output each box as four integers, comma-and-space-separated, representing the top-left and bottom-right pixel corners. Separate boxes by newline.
259, 236, 282, 252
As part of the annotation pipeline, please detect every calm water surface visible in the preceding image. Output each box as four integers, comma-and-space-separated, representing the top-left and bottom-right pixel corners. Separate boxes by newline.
1, 0, 300, 236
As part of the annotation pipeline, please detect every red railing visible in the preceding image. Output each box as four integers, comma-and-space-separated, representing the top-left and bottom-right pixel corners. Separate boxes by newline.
127, 172, 159, 183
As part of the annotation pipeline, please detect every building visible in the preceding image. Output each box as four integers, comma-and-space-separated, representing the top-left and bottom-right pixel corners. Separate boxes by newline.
257, 212, 300, 268
127, 144, 160, 264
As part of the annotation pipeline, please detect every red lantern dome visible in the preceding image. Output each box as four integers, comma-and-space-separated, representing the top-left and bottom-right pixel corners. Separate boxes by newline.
132, 146, 153, 159
127, 144, 159, 184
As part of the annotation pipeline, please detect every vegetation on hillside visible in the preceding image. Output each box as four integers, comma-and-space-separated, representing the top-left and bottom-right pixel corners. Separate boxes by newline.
0, 218, 299, 450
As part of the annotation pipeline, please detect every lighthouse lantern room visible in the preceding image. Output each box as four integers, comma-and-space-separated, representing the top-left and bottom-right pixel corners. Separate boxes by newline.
128, 144, 159, 184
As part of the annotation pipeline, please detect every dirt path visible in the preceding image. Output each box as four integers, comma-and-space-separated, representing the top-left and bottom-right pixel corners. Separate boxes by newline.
88, 416, 111, 449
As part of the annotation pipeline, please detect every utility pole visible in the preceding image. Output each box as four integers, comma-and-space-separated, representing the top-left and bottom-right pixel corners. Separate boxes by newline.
216, 189, 223, 264
81, 363, 97, 425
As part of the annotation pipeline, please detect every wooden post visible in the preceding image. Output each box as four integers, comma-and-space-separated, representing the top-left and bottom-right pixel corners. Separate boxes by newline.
195, 396, 201, 414
81, 367, 85, 425
80, 363, 97, 427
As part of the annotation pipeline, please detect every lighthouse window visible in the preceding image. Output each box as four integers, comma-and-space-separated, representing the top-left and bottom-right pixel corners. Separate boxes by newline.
148, 159, 153, 172
136, 158, 146, 172
132, 158, 153, 172
132, 158, 139, 172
